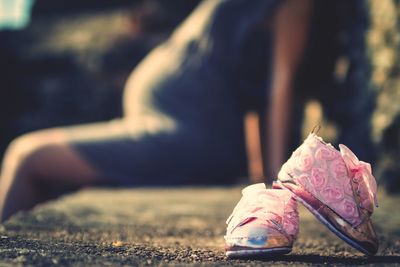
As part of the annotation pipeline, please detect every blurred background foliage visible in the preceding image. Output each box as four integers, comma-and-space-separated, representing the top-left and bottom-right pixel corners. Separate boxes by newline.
0, 0, 399, 192
368, 0, 400, 192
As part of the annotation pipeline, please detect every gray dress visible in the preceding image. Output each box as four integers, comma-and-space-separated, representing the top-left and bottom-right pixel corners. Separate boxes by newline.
68, 0, 280, 185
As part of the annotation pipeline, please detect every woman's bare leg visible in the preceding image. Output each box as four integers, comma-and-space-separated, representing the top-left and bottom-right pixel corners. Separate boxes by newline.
0, 128, 104, 222
265, 0, 313, 181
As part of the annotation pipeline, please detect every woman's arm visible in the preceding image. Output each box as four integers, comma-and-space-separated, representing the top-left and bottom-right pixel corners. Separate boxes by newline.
265, 0, 313, 182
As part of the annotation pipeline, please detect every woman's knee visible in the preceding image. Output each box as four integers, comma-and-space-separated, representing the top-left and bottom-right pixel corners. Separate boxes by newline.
3, 129, 68, 176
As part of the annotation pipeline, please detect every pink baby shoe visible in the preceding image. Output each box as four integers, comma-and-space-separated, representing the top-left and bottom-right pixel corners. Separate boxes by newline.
277, 132, 379, 255
225, 183, 299, 258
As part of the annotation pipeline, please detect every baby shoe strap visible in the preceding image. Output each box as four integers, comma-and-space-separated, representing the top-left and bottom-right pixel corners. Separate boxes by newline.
226, 186, 297, 238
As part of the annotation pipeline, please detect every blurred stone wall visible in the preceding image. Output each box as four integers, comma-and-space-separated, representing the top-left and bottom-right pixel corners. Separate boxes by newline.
368, 0, 400, 140
368, 0, 400, 192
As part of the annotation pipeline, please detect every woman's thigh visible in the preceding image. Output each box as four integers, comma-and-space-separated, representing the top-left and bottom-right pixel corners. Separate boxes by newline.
59, 119, 248, 186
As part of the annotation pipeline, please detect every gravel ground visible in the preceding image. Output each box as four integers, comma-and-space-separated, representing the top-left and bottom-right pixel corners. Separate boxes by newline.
0, 186, 399, 266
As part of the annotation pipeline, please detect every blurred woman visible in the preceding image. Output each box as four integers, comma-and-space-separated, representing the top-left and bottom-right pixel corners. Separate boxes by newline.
0, 0, 312, 222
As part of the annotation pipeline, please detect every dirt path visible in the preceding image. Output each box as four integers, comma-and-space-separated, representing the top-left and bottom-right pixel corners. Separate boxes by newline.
0, 186, 399, 266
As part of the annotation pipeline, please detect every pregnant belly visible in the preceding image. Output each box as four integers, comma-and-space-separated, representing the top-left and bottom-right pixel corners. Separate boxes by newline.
122, 43, 185, 117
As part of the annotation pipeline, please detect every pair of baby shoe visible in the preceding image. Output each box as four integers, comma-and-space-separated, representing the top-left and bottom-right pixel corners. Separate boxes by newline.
225, 132, 379, 258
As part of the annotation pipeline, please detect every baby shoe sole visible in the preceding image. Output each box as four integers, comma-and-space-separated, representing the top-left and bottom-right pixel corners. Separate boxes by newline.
226, 246, 292, 258
275, 180, 377, 255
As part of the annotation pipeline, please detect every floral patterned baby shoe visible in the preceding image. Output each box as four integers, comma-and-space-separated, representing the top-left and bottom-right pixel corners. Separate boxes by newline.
277, 132, 379, 255
225, 183, 299, 258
